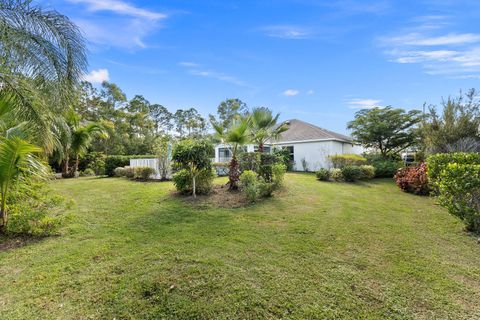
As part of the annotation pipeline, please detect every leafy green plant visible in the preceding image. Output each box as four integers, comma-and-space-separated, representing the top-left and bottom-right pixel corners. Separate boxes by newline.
359, 165, 375, 180
341, 166, 363, 182
105, 155, 156, 177
81, 168, 95, 176
364, 153, 403, 178
329, 154, 367, 168
172, 169, 215, 196
114, 167, 126, 177
437, 163, 480, 233
124, 167, 135, 179
272, 163, 286, 189
134, 167, 156, 180
172, 139, 215, 197
427, 153, 480, 190
259, 153, 282, 182
239, 170, 260, 203
315, 168, 331, 181
239, 152, 260, 173
330, 168, 344, 182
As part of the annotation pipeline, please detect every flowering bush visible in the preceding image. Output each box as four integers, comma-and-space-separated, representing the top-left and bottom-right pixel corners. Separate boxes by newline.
315, 168, 331, 181
395, 163, 430, 195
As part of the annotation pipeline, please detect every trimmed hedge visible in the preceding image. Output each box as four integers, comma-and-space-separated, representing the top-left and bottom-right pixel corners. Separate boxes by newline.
329, 154, 367, 168
105, 155, 155, 177
438, 163, 480, 233
427, 152, 480, 189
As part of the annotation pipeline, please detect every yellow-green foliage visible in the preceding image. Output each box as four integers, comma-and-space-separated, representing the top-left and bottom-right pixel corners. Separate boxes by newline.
329, 154, 367, 168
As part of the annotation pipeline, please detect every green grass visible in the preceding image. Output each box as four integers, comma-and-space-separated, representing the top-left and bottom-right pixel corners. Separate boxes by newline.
1, 173, 479, 319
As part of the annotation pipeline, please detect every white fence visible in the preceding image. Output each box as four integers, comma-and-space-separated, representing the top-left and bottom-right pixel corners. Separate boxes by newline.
130, 158, 164, 179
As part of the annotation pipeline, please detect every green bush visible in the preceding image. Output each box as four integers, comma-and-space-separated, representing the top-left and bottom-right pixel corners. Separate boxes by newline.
239, 152, 260, 173
7, 179, 68, 236
239, 170, 260, 202
105, 155, 156, 177
81, 168, 95, 176
330, 168, 343, 181
272, 163, 286, 189
134, 167, 156, 180
341, 165, 363, 182
359, 165, 375, 180
437, 163, 480, 233
259, 153, 282, 182
273, 148, 293, 171
329, 154, 367, 168
427, 152, 480, 189
172, 168, 215, 195
114, 167, 126, 177
124, 166, 135, 179
364, 153, 403, 178
79, 152, 106, 175
315, 168, 331, 181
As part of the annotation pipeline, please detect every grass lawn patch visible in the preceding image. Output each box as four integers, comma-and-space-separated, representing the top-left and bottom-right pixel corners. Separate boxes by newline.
0, 173, 479, 319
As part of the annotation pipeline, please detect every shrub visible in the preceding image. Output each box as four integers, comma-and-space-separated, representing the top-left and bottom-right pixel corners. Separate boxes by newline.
271, 163, 286, 189
79, 152, 106, 175
7, 179, 68, 236
81, 168, 95, 176
273, 148, 293, 171
329, 154, 367, 168
341, 165, 363, 182
315, 168, 331, 181
239, 152, 260, 173
437, 163, 480, 233
135, 167, 156, 180
359, 165, 375, 180
172, 139, 215, 197
240, 170, 260, 202
259, 153, 282, 182
114, 167, 126, 177
172, 168, 215, 195
394, 163, 430, 195
331, 168, 344, 181
105, 155, 156, 177
124, 166, 135, 179
364, 153, 403, 178
427, 152, 480, 189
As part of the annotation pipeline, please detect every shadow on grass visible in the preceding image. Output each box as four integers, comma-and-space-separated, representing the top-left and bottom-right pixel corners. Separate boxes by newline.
0, 234, 54, 252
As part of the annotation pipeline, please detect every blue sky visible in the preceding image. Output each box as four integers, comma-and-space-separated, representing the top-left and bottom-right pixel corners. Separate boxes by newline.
40, 0, 480, 134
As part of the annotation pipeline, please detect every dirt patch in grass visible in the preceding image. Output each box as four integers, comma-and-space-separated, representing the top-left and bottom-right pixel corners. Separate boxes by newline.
174, 184, 250, 208
0, 235, 45, 252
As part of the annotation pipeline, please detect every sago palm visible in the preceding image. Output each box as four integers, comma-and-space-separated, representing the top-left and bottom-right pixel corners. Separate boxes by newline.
0, 136, 46, 231
250, 107, 288, 152
212, 116, 251, 190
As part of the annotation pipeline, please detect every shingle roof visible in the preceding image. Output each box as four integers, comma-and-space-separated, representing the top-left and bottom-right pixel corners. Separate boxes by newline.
273, 119, 354, 143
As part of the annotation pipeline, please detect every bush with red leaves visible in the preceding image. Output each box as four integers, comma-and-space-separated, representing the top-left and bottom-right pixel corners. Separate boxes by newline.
394, 163, 430, 195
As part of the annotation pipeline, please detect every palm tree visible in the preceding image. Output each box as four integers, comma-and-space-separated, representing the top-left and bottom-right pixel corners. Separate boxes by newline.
250, 107, 289, 152
55, 110, 107, 178
0, 0, 87, 151
0, 136, 46, 231
212, 117, 251, 190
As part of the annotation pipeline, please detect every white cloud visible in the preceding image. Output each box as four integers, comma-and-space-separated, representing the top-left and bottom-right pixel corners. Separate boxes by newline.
261, 25, 312, 39
307, 90, 315, 95
83, 69, 110, 83
179, 62, 248, 87
380, 17, 480, 77
346, 98, 382, 109
68, 0, 166, 20
283, 89, 300, 96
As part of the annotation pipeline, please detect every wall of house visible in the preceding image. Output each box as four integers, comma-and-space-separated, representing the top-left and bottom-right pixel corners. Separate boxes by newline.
275, 140, 364, 171
214, 144, 256, 162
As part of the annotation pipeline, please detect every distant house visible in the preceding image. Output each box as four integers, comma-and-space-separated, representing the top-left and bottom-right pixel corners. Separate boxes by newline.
214, 119, 364, 171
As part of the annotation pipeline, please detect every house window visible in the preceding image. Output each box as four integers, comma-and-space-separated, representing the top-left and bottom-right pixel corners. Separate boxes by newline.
218, 148, 231, 162
253, 146, 271, 153
284, 146, 294, 162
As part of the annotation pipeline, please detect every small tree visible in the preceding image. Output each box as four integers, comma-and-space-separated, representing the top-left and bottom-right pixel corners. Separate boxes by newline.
421, 89, 480, 154
172, 139, 214, 197
347, 107, 422, 158
250, 107, 288, 152
212, 117, 251, 190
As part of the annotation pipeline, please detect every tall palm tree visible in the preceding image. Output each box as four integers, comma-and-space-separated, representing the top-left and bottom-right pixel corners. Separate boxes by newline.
250, 107, 289, 152
212, 117, 251, 190
54, 110, 107, 178
0, 0, 87, 151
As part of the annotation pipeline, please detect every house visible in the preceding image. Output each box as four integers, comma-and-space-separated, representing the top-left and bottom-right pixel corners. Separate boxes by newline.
214, 119, 364, 171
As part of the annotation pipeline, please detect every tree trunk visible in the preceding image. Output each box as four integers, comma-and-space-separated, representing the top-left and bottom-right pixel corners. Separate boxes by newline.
228, 156, 240, 190
192, 175, 196, 198
73, 154, 80, 178
0, 190, 8, 233
258, 143, 264, 153
62, 156, 70, 178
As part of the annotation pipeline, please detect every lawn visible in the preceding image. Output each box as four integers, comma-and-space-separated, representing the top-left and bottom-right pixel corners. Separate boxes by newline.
1, 174, 479, 319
